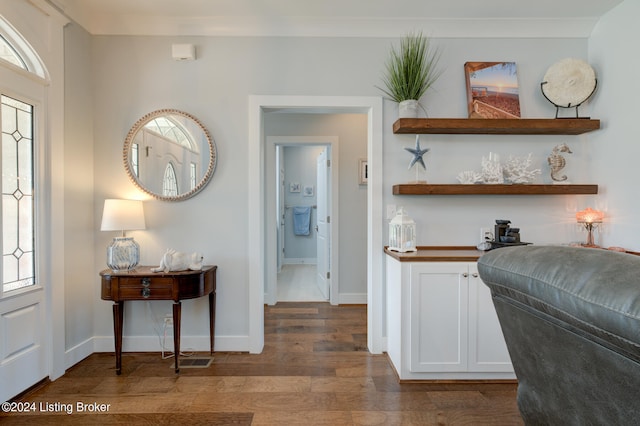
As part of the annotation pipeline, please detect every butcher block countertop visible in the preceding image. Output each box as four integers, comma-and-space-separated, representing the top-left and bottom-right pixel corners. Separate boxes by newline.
384, 246, 486, 262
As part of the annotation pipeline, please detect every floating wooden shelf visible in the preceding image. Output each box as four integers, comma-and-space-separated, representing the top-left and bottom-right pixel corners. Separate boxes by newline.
393, 118, 600, 135
392, 184, 598, 196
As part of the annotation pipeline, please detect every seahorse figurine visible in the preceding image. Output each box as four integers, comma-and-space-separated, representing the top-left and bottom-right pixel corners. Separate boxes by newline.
548, 143, 572, 182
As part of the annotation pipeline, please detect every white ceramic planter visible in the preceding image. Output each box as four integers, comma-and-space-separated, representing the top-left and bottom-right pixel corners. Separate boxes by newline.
398, 100, 419, 118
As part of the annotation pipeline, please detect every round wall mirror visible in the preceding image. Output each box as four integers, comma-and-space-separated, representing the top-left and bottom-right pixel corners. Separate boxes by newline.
123, 109, 217, 201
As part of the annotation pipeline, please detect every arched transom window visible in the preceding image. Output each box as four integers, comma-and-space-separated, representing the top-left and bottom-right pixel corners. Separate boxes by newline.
0, 35, 26, 69
0, 18, 46, 79
144, 117, 196, 151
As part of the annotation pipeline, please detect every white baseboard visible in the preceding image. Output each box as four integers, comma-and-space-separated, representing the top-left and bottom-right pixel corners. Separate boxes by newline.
90, 335, 251, 355
338, 293, 367, 304
282, 258, 317, 265
65, 337, 94, 369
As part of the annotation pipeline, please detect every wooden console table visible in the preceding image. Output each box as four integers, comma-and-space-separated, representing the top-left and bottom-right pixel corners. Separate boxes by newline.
100, 265, 217, 374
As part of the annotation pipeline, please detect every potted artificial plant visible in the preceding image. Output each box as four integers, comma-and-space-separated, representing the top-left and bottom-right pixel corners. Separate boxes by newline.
377, 31, 442, 118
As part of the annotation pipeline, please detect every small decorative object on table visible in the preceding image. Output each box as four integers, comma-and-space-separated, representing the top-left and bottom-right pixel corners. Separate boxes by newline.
548, 143, 572, 182
388, 207, 417, 252
152, 248, 204, 273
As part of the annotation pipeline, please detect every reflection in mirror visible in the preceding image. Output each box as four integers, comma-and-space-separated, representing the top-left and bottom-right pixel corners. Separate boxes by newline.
123, 109, 216, 201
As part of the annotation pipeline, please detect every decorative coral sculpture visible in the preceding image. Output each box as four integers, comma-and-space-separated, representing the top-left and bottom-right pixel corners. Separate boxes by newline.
456, 170, 483, 184
503, 153, 541, 184
481, 154, 504, 184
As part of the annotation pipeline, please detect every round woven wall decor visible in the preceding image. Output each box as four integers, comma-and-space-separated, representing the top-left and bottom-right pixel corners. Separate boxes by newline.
541, 58, 596, 108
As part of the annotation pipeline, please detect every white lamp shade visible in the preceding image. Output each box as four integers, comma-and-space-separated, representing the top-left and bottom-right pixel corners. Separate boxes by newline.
100, 199, 146, 232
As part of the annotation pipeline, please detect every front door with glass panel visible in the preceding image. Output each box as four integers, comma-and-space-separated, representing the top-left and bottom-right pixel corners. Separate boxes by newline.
0, 78, 47, 401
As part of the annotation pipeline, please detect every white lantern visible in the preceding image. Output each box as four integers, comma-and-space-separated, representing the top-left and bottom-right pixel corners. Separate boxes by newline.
388, 207, 417, 252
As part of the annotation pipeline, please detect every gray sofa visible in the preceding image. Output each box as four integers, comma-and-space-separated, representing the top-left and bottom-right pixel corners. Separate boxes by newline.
478, 245, 640, 425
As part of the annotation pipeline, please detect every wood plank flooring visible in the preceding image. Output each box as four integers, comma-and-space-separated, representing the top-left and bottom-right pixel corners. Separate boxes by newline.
1, 303, 523, 425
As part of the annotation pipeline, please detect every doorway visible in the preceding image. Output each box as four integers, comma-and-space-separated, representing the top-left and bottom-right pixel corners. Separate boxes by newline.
248, 95, 384, 355
268, 137, 338, 305
276, 144, 331, 302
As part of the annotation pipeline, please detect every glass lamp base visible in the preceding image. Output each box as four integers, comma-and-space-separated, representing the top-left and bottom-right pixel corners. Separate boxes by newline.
106, 237, 140, 271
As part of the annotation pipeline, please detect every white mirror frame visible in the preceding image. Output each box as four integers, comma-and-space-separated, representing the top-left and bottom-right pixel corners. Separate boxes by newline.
123, 109, 217, 201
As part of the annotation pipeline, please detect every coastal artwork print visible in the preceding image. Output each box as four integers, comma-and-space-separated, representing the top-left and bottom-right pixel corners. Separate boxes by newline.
464, 62, 521, 119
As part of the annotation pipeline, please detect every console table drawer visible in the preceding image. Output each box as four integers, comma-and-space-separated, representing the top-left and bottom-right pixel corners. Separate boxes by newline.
118, 277, 174, 299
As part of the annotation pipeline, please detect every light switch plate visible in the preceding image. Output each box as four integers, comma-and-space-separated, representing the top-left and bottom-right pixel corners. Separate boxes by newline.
386, 204, 397, 220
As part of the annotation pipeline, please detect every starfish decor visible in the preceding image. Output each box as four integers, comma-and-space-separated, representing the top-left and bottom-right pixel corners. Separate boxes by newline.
405, 135, 429, 169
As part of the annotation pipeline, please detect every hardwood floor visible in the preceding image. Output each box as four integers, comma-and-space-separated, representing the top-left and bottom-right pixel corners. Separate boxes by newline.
2, 303, 523, 425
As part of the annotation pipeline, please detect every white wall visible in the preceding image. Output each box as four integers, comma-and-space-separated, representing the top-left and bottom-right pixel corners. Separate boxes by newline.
63, 21, 95, 357
83, 32, 593, 352
89, 36, 386, 350
589, 0, 640, 251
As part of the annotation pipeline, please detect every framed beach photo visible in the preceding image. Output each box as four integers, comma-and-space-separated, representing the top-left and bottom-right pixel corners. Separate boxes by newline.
290, 182, 300, 193
464, 62, 521, 119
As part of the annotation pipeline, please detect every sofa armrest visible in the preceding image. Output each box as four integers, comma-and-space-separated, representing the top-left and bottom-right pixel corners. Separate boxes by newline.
478, 245, 640, 359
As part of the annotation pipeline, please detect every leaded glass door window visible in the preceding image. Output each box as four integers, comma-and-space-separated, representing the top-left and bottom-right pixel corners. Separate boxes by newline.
1, 95, 34, 292
163, 162, 178, 197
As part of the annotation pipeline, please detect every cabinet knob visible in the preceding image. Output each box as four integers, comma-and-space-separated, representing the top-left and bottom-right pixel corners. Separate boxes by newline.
462, 272, 469, 278
472, 273, 479, 278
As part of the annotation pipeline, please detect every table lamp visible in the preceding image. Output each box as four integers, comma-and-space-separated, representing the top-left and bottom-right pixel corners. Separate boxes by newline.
101, 199, 146, 271
576, 207, 603, 248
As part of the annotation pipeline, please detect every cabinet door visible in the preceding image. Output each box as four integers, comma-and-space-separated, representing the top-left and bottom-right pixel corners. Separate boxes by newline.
468, 264, 513, 372
409, 263, 469, 372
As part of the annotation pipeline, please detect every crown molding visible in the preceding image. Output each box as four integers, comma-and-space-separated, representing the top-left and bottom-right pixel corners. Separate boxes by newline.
73, 15, 599, 39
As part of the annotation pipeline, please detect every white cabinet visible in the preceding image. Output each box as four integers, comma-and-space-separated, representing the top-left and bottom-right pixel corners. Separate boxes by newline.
386, 256, 514, 380
409, 262, 469, 373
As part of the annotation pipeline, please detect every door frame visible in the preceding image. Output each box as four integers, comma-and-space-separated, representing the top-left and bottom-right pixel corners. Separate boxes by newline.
0, 6, 67, 400
315, 146, 330, 300
248, 95, 384, 354
266, 139, 337, 306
